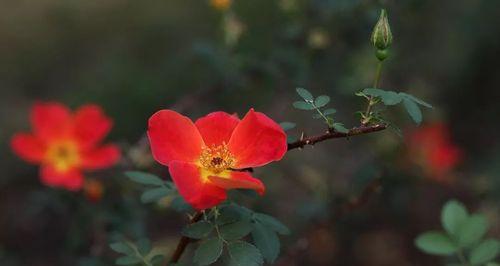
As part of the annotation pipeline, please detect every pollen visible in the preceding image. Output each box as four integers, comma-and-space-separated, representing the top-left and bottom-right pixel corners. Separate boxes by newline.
199, 142, 235, 174
45, 141, 80, 172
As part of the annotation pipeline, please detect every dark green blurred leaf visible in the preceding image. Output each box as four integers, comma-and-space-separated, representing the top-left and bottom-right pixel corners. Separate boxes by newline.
228, 241, 263, 266
323, 108, 337, 115
403, 98, 422, 124
137, 238, 151, 256
293, 101, 314, 110
150, 255, 164, 266
333, 123, 349, 133
458, 215, 488, 247
115, 256, 141, 265
182, 221, 213, 239
279, 122, 296, 131
441, 200, 468, 238
110, 242, 134, 255
126, 171, 165, 186
470, 239, 499, 265
415, 231, 458, 255
253, 213, 290, 235
296, 88, 313, 101
252, 222, 280, 263
400, 93, 433, 108
314, 95, 330, 107
141, 188, 171, 203
193, 238, 223, 266
171, 196, 193, 212
220, 220, 253, 240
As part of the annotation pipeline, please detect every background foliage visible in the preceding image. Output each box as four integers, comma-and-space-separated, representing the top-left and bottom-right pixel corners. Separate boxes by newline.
0, 0, 499, 265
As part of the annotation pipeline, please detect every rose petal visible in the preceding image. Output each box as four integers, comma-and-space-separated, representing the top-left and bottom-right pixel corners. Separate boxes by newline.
169, 161, 226, 210
31, 102, 71, 141
228, 109, 287, 168
208, 171, 265, 195
11, 133, 46, 163
40, 165, 84, 191
148, 110, 204, 166
73, 104, 113, 149
81, 144, 120, 170
195, 111, 240, 146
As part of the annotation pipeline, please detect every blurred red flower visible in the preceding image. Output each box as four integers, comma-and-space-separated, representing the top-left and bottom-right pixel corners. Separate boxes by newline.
407, 123, 462, 182
148, 109, 287, 210
84, 179, 104, 203
11, 102, 120, 190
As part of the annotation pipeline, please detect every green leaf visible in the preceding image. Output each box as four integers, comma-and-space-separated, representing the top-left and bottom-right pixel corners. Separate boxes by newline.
470, 239, 499, 265
217, 207, 245, 226
149, 255, 165, 266
125, 171, 165, 186
293, 101, 314, 110
296, 88, 313, 101
193, 238, 223, 266
441, 200, 468, 238
115, 256, 141, 265
400, 93, 433, 108
415, 231, 458, 255
323, 108, 337, 115
171, 196, 192, 212
110, 242, 135, 255
486, 262, 500, 266
314, 95, 330, 107
228, 241, 264, 266
137, 238, 151, 256
363, 88, 386, 97
252, 222, 280, 263
220, 220, 253, 240
458, 215, 489, 247
381, 91, 403, 105
403, 98, 423, 124
253, 213, 290, 235
141, 187, 171, 203
279, 122, 296, 131
182, 221, 214, 239
333, 123, 349, 133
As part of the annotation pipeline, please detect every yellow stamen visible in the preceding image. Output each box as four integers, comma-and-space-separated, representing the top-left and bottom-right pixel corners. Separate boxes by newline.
198, 142, 235, 181
45, 141, 80, 172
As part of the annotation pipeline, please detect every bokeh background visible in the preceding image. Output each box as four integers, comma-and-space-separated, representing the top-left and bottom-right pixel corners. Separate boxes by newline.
1, 0, 499, 265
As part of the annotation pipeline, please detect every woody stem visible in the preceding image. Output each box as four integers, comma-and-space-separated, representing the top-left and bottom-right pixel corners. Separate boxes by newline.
167, 211, 203, 265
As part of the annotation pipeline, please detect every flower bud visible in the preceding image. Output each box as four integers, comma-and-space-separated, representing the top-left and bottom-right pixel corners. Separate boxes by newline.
371, 9, 392, 51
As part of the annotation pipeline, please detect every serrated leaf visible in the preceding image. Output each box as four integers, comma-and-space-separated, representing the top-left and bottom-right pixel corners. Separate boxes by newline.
193, 238, 223, 266
228, 241, 263, 266
415, 231, 458, 255
279, 122, 296, 131
141, 187, 171, 203
400, 93, 433, 108
458, 215, 489, 247
296, 88, 313, 101
252, 222, 280, 263
220, 220, 253, 240
217, 207, 242, 225
182, 221, 213, 239
125, 171, 164, 186
314, 95, 330, 107
403, 98, 422, 124
441, 200, 468, 238
253, 213, 290, 235
381, 91, 403, 105
137, 238, 151, 256
110, 242, 135, 255
293, 101, 314, 110
323, 108, 337, 115
470, 239, 499, 265
333, 123, 349, 133
115, 256, 141, 265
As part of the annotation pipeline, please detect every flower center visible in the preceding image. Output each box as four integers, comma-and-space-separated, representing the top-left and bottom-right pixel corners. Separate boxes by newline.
199, 142, 235, 174
45, 141, 80, 172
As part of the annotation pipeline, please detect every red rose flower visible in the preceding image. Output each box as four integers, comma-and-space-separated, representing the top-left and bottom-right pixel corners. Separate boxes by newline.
147, 109, 287, 210
11, 102, 120, 190
407, 123, 462, 182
